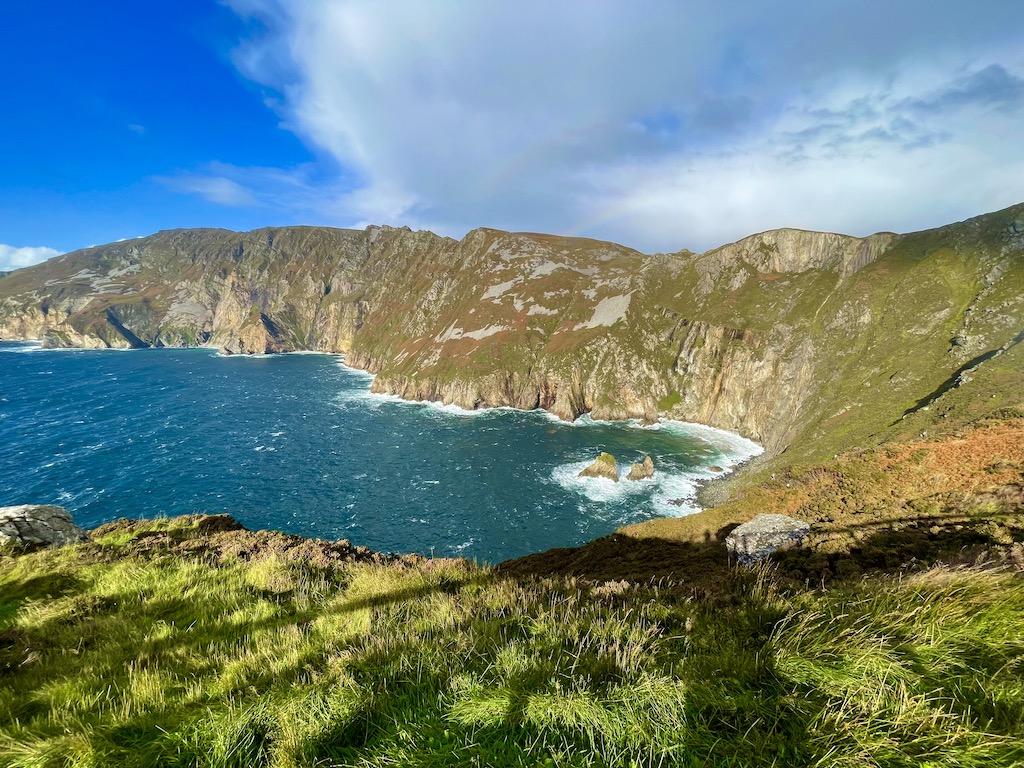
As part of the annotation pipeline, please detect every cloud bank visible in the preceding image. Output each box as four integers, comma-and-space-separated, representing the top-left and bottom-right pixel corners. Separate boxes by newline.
189, 0, 1023, 252
0, 244, 62, 272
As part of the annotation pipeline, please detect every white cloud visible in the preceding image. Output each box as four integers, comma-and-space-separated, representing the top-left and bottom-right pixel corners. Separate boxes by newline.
157, 172, 262, 207
211, 0, 1024, 251
0, 244, 63, 272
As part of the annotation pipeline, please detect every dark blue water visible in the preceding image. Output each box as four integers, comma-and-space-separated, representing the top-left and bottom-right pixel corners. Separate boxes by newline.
0, 342, 760, 562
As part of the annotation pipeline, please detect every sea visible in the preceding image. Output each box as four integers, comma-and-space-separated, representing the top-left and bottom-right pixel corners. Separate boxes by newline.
0, 341, 761, 563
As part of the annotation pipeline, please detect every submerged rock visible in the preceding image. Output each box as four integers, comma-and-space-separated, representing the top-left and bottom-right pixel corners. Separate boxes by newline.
726, 514, 810, 563
626, 455, 655, 481
578, 452, 619, 482
0, 505, 89, 550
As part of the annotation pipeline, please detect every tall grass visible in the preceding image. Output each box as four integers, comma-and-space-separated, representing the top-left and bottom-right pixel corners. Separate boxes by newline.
1, 531, 1022, 766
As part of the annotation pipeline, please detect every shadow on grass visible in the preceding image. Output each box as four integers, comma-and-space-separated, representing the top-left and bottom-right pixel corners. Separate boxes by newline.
500, 509, 1024, 593
496, 527, 739, 598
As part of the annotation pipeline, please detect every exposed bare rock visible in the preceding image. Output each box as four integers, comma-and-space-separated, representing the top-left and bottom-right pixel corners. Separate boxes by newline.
726, 514, 811, 563
0, 505, 89, 550
578, 452, 619, 481
626, 455, 655, 481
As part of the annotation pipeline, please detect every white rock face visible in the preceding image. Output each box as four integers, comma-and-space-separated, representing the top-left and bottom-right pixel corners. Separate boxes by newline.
577, 293, 632, 329
0, 505, 89, 549
726, 514, 810, 563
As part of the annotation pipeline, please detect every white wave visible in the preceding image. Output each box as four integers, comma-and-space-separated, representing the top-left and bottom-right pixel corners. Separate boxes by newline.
552, 441, 758, 520
0, 341, 43, 353
552, 460, 654, 503
335, 386, 498, 419
218, 352, 275, 359
453, 538, 477, 553
335, 357, 375, 380
661, 420, 763, 466
219, 347, 338, 359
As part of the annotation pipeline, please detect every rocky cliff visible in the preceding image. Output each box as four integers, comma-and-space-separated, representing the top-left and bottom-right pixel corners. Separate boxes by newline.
2, 205, 1022, 462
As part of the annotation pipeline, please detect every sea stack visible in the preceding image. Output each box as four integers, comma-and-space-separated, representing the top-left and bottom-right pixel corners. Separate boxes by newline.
626, 455, 655, 481
578, 452, 619, 481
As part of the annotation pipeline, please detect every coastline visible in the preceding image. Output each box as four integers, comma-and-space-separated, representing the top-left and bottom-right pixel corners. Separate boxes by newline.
2, 338, 764, 554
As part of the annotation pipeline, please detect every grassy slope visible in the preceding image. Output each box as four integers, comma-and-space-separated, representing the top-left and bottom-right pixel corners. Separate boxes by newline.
2, 518, 1023, 768
622, 343, 1024, 553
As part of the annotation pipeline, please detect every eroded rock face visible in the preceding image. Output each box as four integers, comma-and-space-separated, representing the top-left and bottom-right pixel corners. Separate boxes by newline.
0, 505, 89, 550
578, 452, 619, 481
626, 455, 655, 481
726, 514, 810, 563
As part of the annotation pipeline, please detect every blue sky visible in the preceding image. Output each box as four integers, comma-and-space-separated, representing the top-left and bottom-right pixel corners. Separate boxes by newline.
2, 1, 1022, 269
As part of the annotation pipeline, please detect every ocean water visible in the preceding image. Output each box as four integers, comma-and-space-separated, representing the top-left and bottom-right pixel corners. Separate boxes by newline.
0, 341, 761, 562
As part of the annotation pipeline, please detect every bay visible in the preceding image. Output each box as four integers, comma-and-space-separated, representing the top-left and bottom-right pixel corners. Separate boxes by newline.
0, 341, 760, 562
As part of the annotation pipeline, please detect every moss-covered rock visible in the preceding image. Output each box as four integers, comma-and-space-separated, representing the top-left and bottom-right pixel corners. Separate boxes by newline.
579, 452, 619, 481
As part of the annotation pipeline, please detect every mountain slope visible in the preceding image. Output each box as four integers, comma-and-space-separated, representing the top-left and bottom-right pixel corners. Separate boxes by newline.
1, 205, 1022, 465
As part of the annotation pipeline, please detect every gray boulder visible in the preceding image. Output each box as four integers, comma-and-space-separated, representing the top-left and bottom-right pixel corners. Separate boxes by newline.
726, 514, 810, 563
0, 505, 89, 550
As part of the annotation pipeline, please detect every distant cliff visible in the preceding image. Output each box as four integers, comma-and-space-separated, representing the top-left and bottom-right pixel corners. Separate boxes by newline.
2, 205, 1023, 462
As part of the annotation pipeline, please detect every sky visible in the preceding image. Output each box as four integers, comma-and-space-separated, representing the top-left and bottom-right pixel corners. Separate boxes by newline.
2, 1, 1022, 269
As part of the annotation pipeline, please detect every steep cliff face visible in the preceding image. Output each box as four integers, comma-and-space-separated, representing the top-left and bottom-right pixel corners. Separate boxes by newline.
2, 205, 1022, 461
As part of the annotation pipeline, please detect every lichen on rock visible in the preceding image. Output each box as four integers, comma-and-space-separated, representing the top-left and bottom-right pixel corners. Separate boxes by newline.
0, 505, 89, 550
725, 514, 810, 563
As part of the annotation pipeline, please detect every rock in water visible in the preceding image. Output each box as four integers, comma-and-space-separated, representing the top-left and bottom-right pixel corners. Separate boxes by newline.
726, 514, 810, 563
626, 455, 655, 481
0, 505, 89, 550
578, 452, 619, 482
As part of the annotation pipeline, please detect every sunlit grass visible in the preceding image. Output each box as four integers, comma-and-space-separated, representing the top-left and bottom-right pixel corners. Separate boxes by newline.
1, 527, 1023, 767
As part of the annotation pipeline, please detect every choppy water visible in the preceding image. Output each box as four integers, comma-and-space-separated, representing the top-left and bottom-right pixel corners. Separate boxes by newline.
0, 341, 761, 562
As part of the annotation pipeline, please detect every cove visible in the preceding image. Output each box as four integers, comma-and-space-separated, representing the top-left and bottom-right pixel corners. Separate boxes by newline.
0, 342, 761, 562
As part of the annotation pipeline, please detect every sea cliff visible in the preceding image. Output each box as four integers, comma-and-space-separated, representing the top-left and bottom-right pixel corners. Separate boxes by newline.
2, 204, 1022, 465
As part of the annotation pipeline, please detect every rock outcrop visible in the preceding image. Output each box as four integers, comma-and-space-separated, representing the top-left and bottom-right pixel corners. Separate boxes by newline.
0, 505, 89, 550
726, 514, 811, 563
626, 455, 655, 481
578, 453, 619, 481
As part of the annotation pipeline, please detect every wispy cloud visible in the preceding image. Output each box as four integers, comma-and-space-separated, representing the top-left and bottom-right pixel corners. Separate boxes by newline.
171, 0, 1024, 251
0, 244, 62, 271
157, 171, 262, 207
905, 64, 1024, 114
